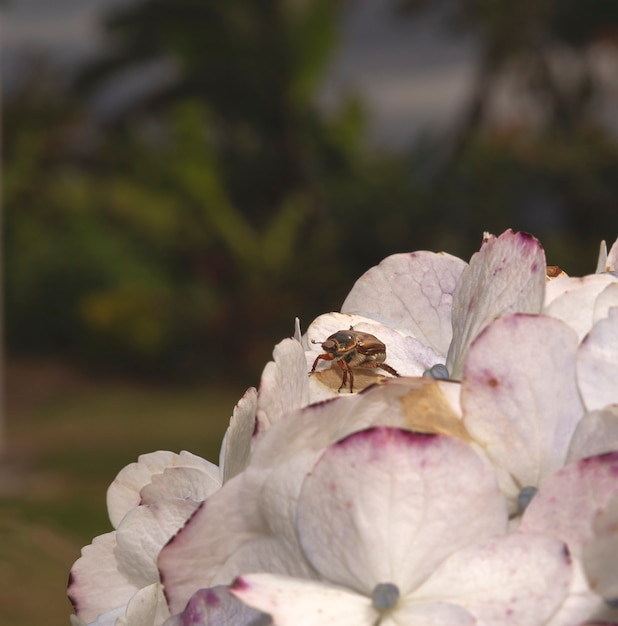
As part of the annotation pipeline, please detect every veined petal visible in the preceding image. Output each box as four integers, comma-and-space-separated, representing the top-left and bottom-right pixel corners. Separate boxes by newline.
107, 451, 219, 529
123, 583, 170, 626
577, 308, 618, 411
447, 230, 545, 378
520, 452, 618, 557
230, 574, 376, 626
115, 500, 199, 588
296, 427, 507, 595
139, 467, 220, 505
219, 387, 258, 483
461, 314, 584, 504
413, 533, 571, 626
340, 251, 467, 356
68, 533, 137, 624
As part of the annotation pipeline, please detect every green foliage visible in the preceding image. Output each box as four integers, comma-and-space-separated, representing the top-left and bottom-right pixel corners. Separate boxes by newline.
5, 0, 618, 378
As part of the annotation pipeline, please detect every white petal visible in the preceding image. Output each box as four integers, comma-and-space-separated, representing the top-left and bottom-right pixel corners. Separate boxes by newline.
115, 500, 198, 588
593, 283, 618, 324
139, 467, 220, 505
230, 574, 375, 626
107, 451, 219, 529
414, 533, 571, 626
595, 241, 608, 274
544, 274, 618, 341
606, 238, 618, 272
577, 308, 618, 411
219, 387, 258, 483
447, 230, 545, 378
256, 338, 309, 433
123, 583, 169, 626
461, 314, 584, 504
567, 406, 618, 462
582, 495, 618, 602
341, 251, 467, 356
158, 467, 311, 615
68, 533, 137, 624
296, 427, 507, 595
520, 452, 618, 557
388, 602, 476, 626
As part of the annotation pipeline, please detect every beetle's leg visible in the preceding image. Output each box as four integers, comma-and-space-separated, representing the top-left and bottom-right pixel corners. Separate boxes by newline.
310, 353, 333, 375
359, 361, 400, 378
378, 363, 400, 377
336, 360, 354, 393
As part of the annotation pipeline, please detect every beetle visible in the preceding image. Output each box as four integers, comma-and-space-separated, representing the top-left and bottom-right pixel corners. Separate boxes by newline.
310, 328, 400, 393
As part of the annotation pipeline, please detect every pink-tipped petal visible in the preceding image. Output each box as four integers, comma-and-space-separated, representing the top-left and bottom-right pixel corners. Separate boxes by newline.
296, 427, 507, 595
447, 230, 545, 378
462, 314, 583, 503
230, 574, 375, 626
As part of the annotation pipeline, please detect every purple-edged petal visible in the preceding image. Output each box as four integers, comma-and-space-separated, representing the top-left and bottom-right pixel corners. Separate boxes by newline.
414, 533, 571, 626
341, 251, 467, 356
296, 427, 507, 595
461, 314, 584, 504
544, 274, 618, 341
577, 308, 618, 411
520, 452, 618, 557
158, 467, 312, 615
230, 574, 375, 625
219, 387, 258, 483
107, 451, 219, 529
249, 378, 466, 472
165, 586, 268, 626
446, 230, 546, 378
69, 532, 137, 624
255, 338, 309, 433
567, 406, 618, 463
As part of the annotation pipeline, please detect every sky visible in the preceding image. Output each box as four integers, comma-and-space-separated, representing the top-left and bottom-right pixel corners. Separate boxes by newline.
1, 0, 479, 148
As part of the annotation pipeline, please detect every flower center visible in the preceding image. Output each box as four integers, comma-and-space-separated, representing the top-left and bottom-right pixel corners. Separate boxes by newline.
371, 582, 400, 612
423, 363, 450, 380
517, 486, 538, 512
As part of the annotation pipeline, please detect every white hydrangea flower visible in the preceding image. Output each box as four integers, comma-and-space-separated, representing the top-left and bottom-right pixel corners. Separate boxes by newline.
68, 452, 221, 626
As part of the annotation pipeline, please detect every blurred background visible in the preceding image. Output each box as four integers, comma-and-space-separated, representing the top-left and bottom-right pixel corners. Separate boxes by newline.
1, 0, 618, 624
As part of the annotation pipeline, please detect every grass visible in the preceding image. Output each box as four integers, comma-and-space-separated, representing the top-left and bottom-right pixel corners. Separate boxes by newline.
0, 359, 246, 626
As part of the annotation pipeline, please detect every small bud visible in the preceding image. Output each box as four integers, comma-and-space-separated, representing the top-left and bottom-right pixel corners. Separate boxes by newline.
371, 583, 400, 612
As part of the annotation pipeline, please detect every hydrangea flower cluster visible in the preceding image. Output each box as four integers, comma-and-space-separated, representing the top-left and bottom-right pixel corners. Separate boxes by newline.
68, 230, 618, 626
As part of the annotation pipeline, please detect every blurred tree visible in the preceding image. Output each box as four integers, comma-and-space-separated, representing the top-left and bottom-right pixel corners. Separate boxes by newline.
397, 0, 618, 268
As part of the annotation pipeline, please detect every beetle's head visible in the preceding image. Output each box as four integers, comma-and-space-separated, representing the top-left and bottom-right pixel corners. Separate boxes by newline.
322, 330, 356, 354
